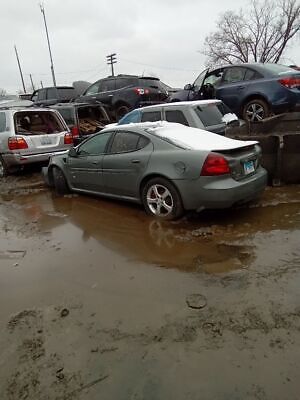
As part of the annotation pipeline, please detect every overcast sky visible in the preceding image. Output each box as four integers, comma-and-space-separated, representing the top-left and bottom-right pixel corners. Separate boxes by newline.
0, 0, 299, 93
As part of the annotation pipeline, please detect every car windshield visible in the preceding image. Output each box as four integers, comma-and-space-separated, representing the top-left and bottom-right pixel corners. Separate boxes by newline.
193, 68, 209, 89
118, 110, 142, 125
194, 102, 233, 127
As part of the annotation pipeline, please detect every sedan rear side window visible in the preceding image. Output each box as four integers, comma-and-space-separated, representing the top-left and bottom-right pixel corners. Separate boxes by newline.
137, 135, 150, 149
244, 69, 262, 81
165, 110, 189, 126
110, 131, 140, 153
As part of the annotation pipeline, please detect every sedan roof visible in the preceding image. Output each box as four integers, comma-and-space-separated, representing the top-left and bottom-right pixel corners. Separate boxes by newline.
106, 121, 257, 151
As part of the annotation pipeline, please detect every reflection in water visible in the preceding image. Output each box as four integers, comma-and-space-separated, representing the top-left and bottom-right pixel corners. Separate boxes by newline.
4, 184, 300, 274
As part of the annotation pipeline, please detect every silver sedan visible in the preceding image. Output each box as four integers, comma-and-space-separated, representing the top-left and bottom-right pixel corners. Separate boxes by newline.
44, 122, 267, 220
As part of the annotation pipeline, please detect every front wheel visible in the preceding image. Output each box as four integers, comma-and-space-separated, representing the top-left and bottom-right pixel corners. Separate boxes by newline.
52, 167, 70, 195
242, 99, 270, 122
142, 177, 184, 220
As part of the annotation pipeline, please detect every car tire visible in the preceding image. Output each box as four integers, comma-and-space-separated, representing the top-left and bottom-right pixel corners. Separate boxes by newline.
52, 167, 70, 195
142, 177, 184, 220
242, 98, 270, 122
0, 156, 9, 178
115, 104, 130, 121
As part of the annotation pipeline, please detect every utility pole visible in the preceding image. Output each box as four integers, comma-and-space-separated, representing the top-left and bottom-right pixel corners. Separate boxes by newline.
14, 45, 26, 93
40, 81, 43, 88
29, 74, 35, 91
40, 3, 57, 87
106, 53, 117, 77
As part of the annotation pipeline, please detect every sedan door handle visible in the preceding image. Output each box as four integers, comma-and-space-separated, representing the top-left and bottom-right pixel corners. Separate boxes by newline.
131, 159, 140, 164
238, 85, 245, 90
91, 161, 99, 165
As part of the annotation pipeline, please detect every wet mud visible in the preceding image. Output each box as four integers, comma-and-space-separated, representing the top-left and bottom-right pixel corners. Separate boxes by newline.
0, 172, 300, 399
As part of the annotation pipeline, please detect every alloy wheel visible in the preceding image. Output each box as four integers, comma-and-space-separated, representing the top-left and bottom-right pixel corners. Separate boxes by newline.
246, 103, 265, 122
146, 184, 174, 217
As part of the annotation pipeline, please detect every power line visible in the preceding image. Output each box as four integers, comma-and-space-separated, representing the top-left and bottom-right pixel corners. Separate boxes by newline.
25, 65, 106, 77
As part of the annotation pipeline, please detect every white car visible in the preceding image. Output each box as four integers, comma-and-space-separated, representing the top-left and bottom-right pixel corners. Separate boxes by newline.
0, 106, 72, 177
116, 99, 241, 135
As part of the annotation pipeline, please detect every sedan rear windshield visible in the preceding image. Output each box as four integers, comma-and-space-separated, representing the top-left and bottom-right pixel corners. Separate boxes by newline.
262, 64, 300, 76
14, 111, 65, 135
194, 102, 232, 128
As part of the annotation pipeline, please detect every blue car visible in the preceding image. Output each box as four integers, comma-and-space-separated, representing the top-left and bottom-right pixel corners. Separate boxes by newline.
170, 63, 300, 121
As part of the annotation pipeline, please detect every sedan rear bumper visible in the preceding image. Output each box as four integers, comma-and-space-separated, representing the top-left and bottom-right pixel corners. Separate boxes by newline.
175, 167, 268, 211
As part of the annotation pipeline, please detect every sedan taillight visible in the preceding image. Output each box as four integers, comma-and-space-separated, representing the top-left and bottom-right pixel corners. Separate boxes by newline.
8, 136, 28, 150
278, 77, 300, 89
64, 132, 73, 144
201, 153, 230, 176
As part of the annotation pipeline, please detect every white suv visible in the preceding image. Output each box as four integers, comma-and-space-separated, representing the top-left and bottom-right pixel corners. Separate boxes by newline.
0, 106, 72, 177
117, 99, 240, 135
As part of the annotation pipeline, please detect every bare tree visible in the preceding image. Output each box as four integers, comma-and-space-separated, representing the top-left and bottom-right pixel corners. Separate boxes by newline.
0, 88, 7, 97
203, 0, 300, 66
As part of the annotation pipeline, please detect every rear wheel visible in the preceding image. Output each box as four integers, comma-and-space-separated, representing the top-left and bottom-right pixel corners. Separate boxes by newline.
142, 177, 184, 220
0, 156, 9, 178
115, 104, 130, 121
242, 98, 270, 122
52, 167, 70, 195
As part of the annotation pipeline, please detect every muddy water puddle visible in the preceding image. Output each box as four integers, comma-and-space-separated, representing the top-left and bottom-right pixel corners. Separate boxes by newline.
1, 175, 300, 274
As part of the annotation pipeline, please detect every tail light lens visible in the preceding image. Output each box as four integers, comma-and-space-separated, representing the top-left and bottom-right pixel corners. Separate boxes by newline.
134, 88, 150, 95
64, 132, 73, 145
8, 136, 28, 150
201, 153, 230, 176
278, 77, 300, 89
71, 126, 80, 138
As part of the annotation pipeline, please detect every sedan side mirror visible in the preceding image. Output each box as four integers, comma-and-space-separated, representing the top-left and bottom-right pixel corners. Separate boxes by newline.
68, 147, 78, 157
184, 83, 193, 91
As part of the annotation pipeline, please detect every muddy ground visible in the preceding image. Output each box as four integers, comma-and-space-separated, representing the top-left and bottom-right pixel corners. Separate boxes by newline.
0, 171, 300, 400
